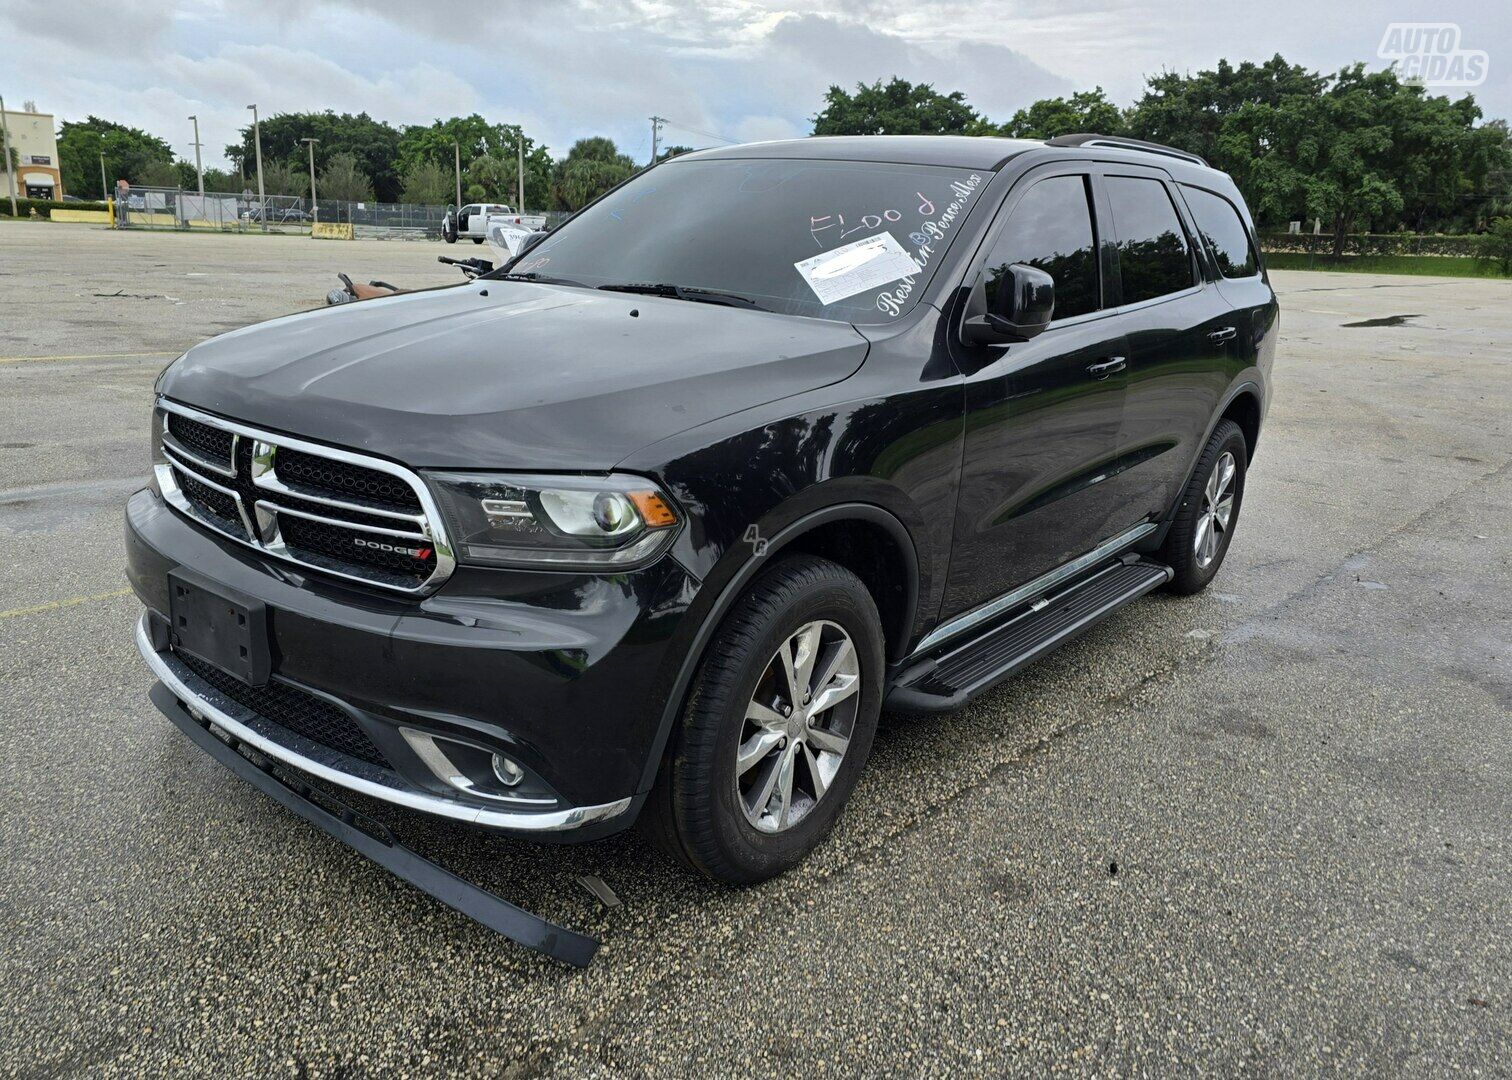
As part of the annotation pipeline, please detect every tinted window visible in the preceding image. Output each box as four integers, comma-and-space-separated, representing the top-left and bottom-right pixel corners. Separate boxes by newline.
1106, 176, 1195, 304
507, 159, 989, 322
1183, 185, 1258, 278
982, 175, 1099, 321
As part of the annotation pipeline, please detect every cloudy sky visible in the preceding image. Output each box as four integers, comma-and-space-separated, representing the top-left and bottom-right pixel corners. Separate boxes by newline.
1, 0, 1507, 170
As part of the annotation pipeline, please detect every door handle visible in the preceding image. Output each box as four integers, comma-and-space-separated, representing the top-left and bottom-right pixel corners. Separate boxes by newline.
1086, 357, 1127, 379
1208, 326, 1237, 343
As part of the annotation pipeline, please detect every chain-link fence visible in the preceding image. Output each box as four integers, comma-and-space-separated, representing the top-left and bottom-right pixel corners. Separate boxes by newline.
113, 185, 564, 239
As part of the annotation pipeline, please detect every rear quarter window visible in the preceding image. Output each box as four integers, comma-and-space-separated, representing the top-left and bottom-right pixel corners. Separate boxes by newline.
1105, 176, 1196, 305
1182, 185, 1259, 279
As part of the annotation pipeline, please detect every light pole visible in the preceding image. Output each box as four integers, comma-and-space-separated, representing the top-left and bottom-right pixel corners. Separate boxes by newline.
301, 137, 319, 224
517, 127, 525, 213
99, 150, 108, 203
188, 114, 205, 198
453, 140, 462, 209
0, 94, 18, 218
649, 115, 664, 166
247, 104, 266, 232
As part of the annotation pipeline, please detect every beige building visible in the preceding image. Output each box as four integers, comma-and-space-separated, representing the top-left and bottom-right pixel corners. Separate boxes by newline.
1, 105, 64, 200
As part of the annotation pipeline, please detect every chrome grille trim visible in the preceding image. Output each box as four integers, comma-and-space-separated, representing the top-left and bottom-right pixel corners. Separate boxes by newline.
259, 498, 432, 541
161, 414, 236, 478
155, 397, 455, 595
159, 453, 255, 540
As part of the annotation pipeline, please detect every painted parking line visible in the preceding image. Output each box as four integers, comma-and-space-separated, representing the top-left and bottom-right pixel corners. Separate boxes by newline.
0, 588, 134, 619
0, 350, 178, 366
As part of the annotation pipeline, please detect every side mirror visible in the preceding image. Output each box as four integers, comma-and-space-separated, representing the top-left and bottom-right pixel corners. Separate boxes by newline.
960, 263, 1055, 346
518, 229, 549, 254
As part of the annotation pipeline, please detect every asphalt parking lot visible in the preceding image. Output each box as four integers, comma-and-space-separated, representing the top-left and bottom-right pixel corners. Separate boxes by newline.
1, 220, 1508, 1076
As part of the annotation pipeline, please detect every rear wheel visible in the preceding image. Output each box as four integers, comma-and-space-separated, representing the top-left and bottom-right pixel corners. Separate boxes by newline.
647, 555, 883, 884
1160, 418, 1247, 594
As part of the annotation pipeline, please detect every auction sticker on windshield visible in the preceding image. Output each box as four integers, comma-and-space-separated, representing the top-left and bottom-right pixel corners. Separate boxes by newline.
795, 233, 921, 306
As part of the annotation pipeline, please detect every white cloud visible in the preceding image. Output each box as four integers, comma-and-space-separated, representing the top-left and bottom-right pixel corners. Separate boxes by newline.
0, 0, 1505, 177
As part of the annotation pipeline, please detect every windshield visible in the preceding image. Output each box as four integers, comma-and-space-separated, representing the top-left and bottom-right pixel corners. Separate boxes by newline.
506, 158, 988, 322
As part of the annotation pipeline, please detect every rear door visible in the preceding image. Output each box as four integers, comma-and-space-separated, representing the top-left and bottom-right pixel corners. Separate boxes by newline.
1097, 166, 1238, 532
942, 166, 1130, 618
1179, 182, 1275, 378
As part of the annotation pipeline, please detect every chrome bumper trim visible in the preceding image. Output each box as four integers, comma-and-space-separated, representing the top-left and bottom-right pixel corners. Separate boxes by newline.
135, 613, 632, 832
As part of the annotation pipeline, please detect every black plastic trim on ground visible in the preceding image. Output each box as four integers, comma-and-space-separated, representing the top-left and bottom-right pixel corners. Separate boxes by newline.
148, 680, 600, 968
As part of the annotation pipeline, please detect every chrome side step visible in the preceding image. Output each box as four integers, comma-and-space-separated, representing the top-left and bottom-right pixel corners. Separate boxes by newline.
886, 555, 1172, 713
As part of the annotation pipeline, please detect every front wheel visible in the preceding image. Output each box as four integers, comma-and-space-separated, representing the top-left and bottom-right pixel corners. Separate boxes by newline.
1160, 418, 1247, 594
647, 555, 884, 884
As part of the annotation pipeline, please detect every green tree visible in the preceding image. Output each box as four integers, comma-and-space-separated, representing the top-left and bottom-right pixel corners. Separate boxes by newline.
135, 160, 180, 188
1122, 56, 1509, 245
1125, 55, 1325, 166
811, 77, 981, 136
318, 152, 374, 203
1477, 217, 1512, 274
397, 114, 501, 174
459, 125, 553, 209
58, 117, 175, 198
1000, 88, 1124, 138
259, 158, 308, 198
549, 137, 636, 210
399, 160, 453, 205
656, 144, 693, 162
202, 167, 238, 192
226, 111, 403, 200
465, 154, 513, 202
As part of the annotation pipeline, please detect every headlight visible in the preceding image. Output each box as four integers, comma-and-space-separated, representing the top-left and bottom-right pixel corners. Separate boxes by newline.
423, 471, 680, 570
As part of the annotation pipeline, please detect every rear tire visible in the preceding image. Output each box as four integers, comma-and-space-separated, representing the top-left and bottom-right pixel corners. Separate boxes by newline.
647, 555, 884, 885
1160, 418, 1247, 594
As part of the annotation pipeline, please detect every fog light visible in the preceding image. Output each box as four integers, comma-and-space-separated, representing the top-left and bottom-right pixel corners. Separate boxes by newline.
491, 753, 525, 787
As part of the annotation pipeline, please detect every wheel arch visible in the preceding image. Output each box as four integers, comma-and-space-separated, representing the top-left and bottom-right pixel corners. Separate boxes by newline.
1141, 379, 1263, 553
635, 502, 920, 795
1220, 386, 1263, 460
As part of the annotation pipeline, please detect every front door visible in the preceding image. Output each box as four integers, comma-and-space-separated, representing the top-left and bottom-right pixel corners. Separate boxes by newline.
942, 168, 1129, 618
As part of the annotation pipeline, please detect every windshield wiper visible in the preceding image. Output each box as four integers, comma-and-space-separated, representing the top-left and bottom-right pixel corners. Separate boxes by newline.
596, 283, 770, 312
490, 271, 588, 287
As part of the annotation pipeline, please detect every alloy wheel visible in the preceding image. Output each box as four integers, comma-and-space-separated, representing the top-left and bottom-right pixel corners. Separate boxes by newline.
1194, 450, 1237, 569
736, 620, 860, 833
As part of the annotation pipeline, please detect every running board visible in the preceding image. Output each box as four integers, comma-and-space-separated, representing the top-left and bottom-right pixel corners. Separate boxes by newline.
887, 555, 1172, 713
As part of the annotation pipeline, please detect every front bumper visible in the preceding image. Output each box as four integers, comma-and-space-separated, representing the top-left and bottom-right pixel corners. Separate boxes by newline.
137, 613, 631, 831
126, 486, 699, 836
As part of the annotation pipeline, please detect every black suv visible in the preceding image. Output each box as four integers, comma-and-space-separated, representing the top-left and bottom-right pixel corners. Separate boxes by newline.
129, 134, 1275, 899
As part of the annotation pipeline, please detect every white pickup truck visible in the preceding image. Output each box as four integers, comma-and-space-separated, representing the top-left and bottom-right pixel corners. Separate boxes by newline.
442, 203, 547, 244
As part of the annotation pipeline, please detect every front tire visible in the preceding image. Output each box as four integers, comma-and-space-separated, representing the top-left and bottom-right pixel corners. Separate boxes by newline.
1160, 418, 1247, 594
648, 555, 884, 885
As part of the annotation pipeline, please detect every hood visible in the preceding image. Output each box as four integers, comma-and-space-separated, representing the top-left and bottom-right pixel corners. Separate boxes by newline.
159, 281, 869, 470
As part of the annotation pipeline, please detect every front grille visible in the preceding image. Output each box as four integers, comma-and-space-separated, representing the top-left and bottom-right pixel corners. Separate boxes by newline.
166, 413, 233, 467
156, 400, 450, 594
279, 513, 436, 584
274, 448, 422, 512
175, 650, 389, 768
174, 469, 245, 536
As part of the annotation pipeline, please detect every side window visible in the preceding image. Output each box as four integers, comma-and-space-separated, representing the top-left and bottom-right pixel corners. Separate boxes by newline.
1182, 185, 1259, 278
1105, 176, 1195, 304
983, 174, 1099, 321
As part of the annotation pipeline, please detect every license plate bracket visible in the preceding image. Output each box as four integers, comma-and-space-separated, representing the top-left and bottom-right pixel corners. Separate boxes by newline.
167, 569, 270, 687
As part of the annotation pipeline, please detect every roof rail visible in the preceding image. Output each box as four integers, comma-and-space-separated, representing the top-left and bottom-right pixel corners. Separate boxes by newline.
1045, 133, 1208, 168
